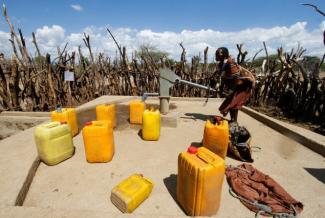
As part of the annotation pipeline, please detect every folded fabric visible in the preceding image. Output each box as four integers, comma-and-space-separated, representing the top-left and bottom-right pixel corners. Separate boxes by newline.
226, 164, 303, 217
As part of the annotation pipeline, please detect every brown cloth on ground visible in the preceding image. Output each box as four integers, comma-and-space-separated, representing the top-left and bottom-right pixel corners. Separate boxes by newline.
226, 164, 303, 216
219, 81, 252, 115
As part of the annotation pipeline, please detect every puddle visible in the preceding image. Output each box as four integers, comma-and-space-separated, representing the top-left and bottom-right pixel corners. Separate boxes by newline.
146, 103, 177, 110
77, 104, 140, 132
77, 103, 177, 132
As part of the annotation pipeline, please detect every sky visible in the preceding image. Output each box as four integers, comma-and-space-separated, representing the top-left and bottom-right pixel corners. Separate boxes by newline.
0, 0, 324, 60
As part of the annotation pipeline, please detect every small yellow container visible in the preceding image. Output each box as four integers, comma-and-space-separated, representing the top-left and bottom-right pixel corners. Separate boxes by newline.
51, 108, 78, 136
177, 146, 225, 216
129, 100, 145, 124
111, 174, 154, 213
142, 108, 160, 141
82, 121, 115, 163
34, 121, 75, 165
96, 104, 116, 128
203, 119, 229, 159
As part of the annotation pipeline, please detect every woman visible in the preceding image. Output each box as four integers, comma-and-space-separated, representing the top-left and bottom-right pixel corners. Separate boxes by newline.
216, 47, 255, 122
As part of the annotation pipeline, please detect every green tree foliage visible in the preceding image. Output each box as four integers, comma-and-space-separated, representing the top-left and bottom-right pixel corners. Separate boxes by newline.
251, 54, 325, 72
136, 45, 169, 63
251, 54, 278, 67
321, 63, 325, 71
34, 55, 46, 65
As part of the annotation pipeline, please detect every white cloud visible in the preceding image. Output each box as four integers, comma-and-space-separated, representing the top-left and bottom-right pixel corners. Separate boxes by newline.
31, 25, 66, 55
0, 21, 324, 61
70, 4, 83, 12
0, 31, 11, 56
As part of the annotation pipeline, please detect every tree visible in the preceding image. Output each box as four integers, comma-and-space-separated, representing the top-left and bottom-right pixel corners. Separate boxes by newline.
136, 45, 169, 63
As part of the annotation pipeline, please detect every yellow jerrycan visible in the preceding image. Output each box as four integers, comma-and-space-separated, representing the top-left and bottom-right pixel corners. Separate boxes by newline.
82, 121, 115, 163
111, 174, 154, 213
96, 104, 116, 128
177, 146, 225, 216
51, 107, 78, 136
203, 117, 229, 159
34, 121, 75, 165
142, 108, 160, 141
129, 100, 145, 124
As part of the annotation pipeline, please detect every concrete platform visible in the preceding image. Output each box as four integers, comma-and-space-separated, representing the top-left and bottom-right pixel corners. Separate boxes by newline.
1, 96, 325, 217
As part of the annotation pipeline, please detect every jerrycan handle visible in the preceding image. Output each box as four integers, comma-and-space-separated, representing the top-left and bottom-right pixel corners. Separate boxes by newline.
44, 122, 60, 128
197, 151, 218, 167
138, 174, 154, 185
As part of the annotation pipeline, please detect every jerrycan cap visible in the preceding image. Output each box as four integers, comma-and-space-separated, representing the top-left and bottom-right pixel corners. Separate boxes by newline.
215, 116, 222, 122
56, 105, 62, 112
84, 121, 92, 126
211, 116, 222, 125
138, 173, 144, 177
187, 146, 198, 154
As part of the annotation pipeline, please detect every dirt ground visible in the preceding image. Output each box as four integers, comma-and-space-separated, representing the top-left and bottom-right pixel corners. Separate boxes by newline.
250, 105, 325, 136
0, 116, 45, 140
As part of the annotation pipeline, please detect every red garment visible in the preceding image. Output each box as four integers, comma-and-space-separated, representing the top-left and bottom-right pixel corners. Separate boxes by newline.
222, 57, 241, 79
219, 82, 251, 115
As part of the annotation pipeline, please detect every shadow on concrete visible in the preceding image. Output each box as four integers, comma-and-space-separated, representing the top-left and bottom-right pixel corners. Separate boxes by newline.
137, 129, 143, 139
190, 141, 203, 148
163, 174, 187, 215
304, 168, 325, 184
163, 174, 177, 202
183, 113, 213, 121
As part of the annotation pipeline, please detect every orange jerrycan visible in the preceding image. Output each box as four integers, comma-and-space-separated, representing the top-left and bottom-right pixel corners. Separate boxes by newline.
203, 117, 229, 159
111, 174, 154, 213
129, 100, 145, 124
82, 121, 115, 163
142, 108, 160, 141
34, 121, 75, 165
96, 104, 116, 128
177, 146, 225, 216
51, 107, 78, 136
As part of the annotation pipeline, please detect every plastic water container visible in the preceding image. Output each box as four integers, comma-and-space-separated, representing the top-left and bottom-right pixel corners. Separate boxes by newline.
111, 174, 154, 213
34, 121, 75, 165
96, 104, 116, 128
82, 121, 115, 163
129, 100, 145, 124
203, 118, 229, 159
51, 108, 78, 136
142, 108, 160, 141
177, 146, 225, 216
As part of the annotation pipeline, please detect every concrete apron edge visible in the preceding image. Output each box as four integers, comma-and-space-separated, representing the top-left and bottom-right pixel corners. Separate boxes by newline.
15, 157, 41, 206
0, 205, 188, 218
241, 106, 325, 157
